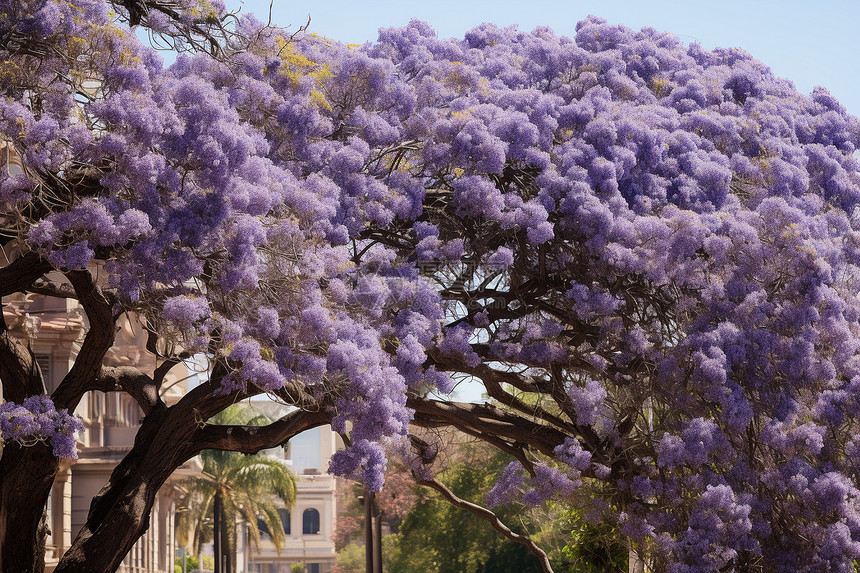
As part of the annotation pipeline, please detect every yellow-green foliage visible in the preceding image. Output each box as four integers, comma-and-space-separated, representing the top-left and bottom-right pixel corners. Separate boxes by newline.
274, 36, 333, 111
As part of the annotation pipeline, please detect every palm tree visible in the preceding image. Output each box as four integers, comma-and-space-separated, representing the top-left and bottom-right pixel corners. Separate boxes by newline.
176, 405, 296, 573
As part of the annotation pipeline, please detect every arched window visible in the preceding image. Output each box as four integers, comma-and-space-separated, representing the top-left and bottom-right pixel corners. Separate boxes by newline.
302, 508, 320, 535
256, 518, 269, 538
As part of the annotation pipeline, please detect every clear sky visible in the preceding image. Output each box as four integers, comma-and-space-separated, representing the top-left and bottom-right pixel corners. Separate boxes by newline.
224, 0, 860, 118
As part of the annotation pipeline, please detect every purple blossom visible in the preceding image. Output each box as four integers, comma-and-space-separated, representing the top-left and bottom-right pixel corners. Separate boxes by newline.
328, 439, 387, 492
5, 6, 860, 568
486, 246, 514, 270
554, 437, 592, 472
486, 461, 525, 508
162, 296, 210, 330
522, 464, 581, 505
0, 397, 83, 458
437, 324, 481, 368
567, 380, 606, 426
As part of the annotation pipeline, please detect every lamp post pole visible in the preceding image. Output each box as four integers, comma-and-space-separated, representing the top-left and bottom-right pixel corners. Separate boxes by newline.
362, 488, 383, 573
373, 500, 382, 573
213, 493, 222, 573
364, 490, 374, 573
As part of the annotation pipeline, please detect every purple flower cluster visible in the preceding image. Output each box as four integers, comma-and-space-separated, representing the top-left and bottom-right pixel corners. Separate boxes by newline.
0, 396, 84, 458
486, 461, 526, 508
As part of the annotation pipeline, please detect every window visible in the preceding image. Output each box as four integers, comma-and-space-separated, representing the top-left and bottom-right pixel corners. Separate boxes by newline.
277, 508, 290, 534
302, 508, 320, 535
306, 564, 320, 573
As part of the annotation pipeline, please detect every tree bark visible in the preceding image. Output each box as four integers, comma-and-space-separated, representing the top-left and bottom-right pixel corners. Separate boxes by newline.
0, 444, 57, 573
0, 303, 56, 573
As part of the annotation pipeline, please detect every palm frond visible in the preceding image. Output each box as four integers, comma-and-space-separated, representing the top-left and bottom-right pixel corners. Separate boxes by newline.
257, 503, 287, 554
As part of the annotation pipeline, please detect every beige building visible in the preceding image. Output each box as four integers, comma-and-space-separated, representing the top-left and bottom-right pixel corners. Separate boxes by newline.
4, 280, 342, 573
2, 289, 198, 573
246, 406, 341, 573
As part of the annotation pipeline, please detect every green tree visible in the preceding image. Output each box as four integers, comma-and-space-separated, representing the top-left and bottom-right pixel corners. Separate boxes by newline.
382, 440, 627, 573
176, 405, 296, 573
384, 442, 543, 573
333, 543, 364, 573
173, 555, 213, 573
530, 501, 627, 573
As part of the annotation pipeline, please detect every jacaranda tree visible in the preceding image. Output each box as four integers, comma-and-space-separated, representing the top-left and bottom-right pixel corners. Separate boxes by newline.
3, 1, 860, 571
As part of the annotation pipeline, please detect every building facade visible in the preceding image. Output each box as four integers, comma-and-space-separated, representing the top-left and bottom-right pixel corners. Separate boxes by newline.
2, 287, 198, 573
246, 410, 341, 573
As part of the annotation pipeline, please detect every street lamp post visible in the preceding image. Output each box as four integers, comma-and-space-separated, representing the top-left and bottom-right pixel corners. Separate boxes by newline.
360, 490, 382, 573
213, 493, 222, 573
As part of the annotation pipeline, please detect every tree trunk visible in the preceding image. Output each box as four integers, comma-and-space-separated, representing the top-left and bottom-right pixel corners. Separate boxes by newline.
43, 386, 325, 572
52, 407, 183, 573
0, 443, 58, 573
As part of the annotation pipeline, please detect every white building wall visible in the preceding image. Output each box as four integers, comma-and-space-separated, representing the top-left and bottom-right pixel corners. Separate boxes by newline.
248, 424, 340, 573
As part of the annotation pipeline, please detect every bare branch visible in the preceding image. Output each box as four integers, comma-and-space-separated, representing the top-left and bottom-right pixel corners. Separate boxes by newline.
93, 366, 165, 415
27, 279, 77, 299
431, 350, 581, 435
407, 396, 569, 459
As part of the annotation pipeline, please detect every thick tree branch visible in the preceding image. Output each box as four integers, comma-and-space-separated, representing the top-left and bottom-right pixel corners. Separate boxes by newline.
27, 279, 78, 299
152, 357, 185, 388
0, 250, 52, 297
190, 408, 331, 454
92, 366, 165, 416
407, 396, 570, 458
0, 310, 44, 402
51, 271, 116, 411
412, 472, 555, 573
427, 347, 608, 458
435, 352, 581, 432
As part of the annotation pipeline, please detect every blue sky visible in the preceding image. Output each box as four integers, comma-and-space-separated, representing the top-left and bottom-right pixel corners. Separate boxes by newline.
225, 0, 860, 118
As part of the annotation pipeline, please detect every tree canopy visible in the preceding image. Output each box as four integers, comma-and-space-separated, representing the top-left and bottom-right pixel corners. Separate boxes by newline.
3, 1, 860, 571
